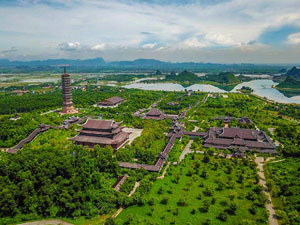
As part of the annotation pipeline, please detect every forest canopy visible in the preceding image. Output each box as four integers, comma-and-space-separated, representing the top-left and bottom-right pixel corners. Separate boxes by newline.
0, 145, 127, 225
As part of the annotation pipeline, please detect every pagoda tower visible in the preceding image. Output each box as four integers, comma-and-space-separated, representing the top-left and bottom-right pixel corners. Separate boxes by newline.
61, 67, 78, 114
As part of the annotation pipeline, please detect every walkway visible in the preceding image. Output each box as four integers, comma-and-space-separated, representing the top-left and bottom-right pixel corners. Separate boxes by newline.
202, 94, 210, 104
129, 181, 140, 197
122, 128, 143, 145
7, 125, 53, 153
179, 139, 193, 162
18, 219, 73, 225
255, 156, 278, 225
179, 126, 199, 162
40, 108, 61, 115
112, 181, 140, 219
6, 116, 88, 154
157, 162, 171, 179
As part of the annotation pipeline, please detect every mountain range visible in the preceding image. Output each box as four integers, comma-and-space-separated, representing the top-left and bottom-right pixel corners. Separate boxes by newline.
286, 66, 300, 79
0, 57, 289, 72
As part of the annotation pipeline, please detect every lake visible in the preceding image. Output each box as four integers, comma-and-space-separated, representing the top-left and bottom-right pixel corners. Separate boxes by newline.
123, 79, 300, 104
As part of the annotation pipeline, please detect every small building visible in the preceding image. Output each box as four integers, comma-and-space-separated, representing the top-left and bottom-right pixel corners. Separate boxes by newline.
214, 116, 234, 122
214, 116, 234, 128
144, 108, 165, 120
167, 102, 179, 106
239, 116, 253, 124
112, 175, 128, 192
71, 119, 129, 149
186, 90, 193, 96
98, 96, 125, 107
170, 121, 184, 132
232, 149, 245, 158
10, 114, 20, 121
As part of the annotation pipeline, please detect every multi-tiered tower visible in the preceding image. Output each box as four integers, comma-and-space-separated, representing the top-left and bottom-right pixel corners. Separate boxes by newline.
61, 67, 78, 114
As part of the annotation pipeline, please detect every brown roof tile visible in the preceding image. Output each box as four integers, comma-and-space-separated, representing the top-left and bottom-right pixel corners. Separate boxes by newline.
82, 119, 119, 129
147, 108, 164, 116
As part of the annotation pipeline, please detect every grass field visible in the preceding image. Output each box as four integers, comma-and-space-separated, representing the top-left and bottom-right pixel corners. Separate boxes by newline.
115, 154, 268, 225
264, 158, 300, 224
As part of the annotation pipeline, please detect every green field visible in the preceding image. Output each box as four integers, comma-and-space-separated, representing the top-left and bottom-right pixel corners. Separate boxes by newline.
116, 154, 268, 225
1, 81, 300, 225
265, 158, 300, 224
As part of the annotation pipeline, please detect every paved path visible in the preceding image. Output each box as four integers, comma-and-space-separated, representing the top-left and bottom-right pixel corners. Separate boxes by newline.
122, 128, 143, 145
157, 162, 171, 179
179, 140, 194, 162
178, 125, 200, 163
18, 219, 73, 225
202, 94, 210, 103
128, 181, 140, 197
255, 156, 278, 225
40, 108, 61, 115
269, 159, 285, 164
112, 181, 140, 219
112, 207, 124, 219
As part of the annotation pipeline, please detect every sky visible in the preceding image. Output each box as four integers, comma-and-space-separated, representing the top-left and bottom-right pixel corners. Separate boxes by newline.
1, 0, 300, 63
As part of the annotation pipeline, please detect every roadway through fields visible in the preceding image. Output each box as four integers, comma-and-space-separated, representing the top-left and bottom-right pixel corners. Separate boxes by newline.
255, 157, 278, 225
18, 219, 73, 225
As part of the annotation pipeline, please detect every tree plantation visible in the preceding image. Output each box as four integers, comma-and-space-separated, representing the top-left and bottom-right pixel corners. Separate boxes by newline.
0, 82, 299, 225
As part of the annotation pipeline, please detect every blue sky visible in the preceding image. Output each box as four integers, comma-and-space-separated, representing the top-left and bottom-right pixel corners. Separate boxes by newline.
1, 0, 300, 63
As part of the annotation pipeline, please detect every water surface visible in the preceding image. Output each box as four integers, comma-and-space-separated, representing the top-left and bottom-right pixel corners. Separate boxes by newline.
123, 80, 300, 104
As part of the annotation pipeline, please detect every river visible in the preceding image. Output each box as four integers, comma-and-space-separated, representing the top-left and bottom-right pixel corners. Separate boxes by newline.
123, 79, 300, 104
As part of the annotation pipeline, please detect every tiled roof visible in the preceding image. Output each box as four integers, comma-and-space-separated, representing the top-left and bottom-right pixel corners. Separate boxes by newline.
232, 138, 246, 145
82, 119, 119, 129
219, 128, 257, 140
79, 127, 122, 135
105, 96, 124, 104
203, 127, 276, 152
112, 175, 128, 191
98, 96, 124, 106
184, 131, 206, 136
72, 132, 128, 145
147, 108, 164, 116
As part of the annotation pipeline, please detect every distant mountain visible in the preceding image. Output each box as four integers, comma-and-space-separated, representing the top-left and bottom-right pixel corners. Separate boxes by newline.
0, 57, 291, 73
165, 70, 198, 83
205, 72, 241, 84
286, 66, 300, 79
0, 57, 105, 67
276, 75, 300, 89
108, 58, 167, 67
273, 66, 300, 82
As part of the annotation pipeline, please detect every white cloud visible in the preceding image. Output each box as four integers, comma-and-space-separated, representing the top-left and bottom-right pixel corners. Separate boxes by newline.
179, 32, 239, 49
180, 37, 209, 48
1, 0, 300, 62
204, 32, 238, 46
141, 42, 158, 49
287, 32, 300, 44
59, 42, 81, 51
91, 43, 106, 51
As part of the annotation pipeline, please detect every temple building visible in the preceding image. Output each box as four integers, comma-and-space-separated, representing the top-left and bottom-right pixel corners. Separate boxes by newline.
167, 102, 179, 106
202, 127, 276, 153
61, 68, 78, 114
71, 119, 129, 149
144, 108, 165, 120
214, 116, 234, 128
98, 96, 125, 107
239, 116, 253, 125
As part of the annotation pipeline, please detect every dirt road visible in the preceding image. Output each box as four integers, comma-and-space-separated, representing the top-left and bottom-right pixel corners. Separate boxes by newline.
255, 157, 278, 225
